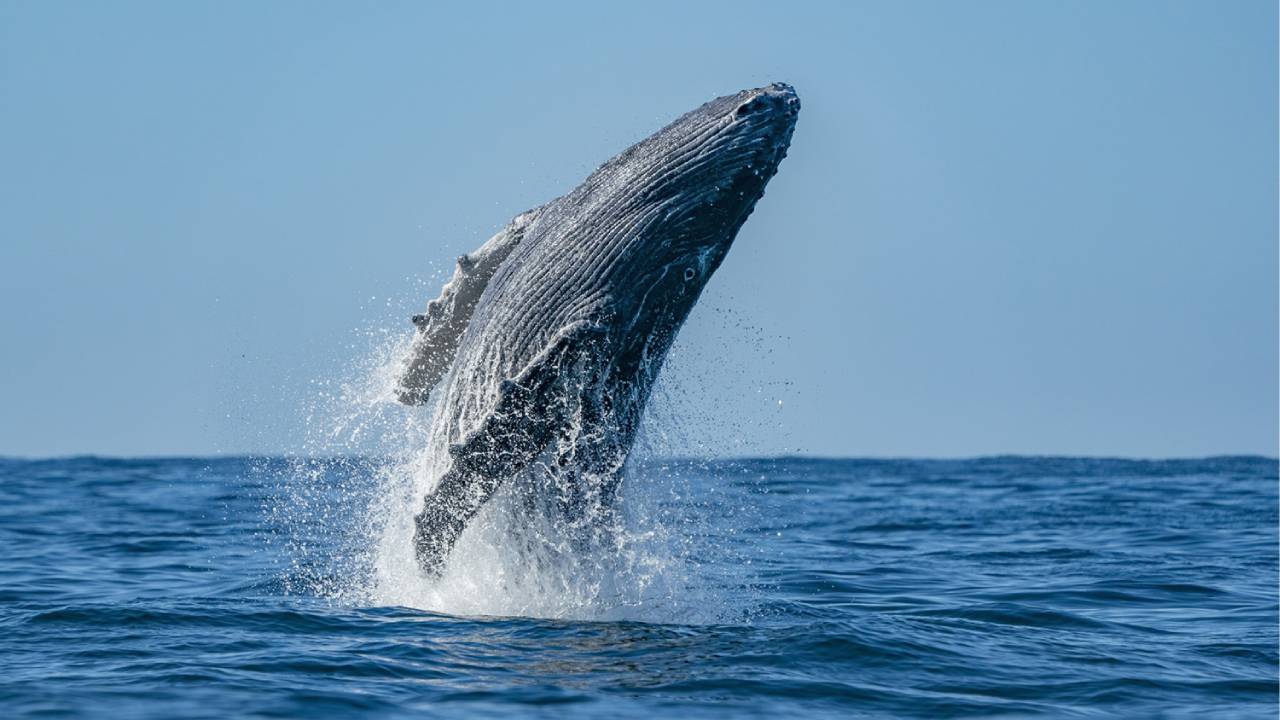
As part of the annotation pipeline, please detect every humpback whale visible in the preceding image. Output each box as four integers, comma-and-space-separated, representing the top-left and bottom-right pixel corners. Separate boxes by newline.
397, 83, 800, 574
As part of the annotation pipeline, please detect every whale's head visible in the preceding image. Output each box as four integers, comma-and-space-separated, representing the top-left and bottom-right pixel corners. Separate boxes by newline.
583, 83, 800, 364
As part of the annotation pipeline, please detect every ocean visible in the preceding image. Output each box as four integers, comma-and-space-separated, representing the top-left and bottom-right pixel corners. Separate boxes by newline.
1, 455, 1275, 718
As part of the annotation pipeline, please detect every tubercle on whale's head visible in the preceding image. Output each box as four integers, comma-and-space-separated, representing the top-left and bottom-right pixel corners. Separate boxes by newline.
726, 82, 802, 146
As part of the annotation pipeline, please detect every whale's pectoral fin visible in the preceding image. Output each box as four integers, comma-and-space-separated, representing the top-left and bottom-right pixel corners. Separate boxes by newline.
395, 205, 546, 405
413, 320, 607, 575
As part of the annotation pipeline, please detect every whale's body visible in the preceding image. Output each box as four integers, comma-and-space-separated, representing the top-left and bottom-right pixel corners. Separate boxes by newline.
397, 84, 800, 573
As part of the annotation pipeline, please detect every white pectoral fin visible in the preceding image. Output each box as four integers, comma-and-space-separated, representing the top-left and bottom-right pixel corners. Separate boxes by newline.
395, 206, 545, 405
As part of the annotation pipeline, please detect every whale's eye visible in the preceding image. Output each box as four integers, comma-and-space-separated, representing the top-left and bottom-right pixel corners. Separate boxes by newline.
683, 267, 696, 281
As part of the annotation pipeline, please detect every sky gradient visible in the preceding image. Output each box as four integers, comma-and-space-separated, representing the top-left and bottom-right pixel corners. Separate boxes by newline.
1, 1, 1276, 458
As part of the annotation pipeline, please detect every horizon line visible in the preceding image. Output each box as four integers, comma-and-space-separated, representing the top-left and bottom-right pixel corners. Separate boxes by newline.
1, 452, 1276, 464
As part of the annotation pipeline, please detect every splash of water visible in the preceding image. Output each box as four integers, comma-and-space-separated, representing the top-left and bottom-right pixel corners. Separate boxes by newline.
272, 297, 785, 624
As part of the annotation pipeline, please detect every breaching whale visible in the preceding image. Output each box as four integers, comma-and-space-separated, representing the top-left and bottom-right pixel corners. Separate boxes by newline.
397, 83, 800, 574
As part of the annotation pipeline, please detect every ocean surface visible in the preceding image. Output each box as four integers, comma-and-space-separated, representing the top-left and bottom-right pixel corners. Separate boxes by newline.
1, 455, 1275, 718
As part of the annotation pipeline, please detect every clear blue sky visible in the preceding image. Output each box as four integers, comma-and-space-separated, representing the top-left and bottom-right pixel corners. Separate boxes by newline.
1, 1, 1275, 458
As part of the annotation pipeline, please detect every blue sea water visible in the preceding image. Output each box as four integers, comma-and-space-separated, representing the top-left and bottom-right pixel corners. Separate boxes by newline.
0, 455, 1275, 718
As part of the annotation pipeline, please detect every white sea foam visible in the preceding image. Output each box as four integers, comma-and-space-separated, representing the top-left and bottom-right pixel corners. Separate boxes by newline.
276, 296, 783, 624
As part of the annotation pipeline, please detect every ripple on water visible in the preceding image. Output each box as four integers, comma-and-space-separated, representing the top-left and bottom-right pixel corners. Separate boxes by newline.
0, 455, 1273, 718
